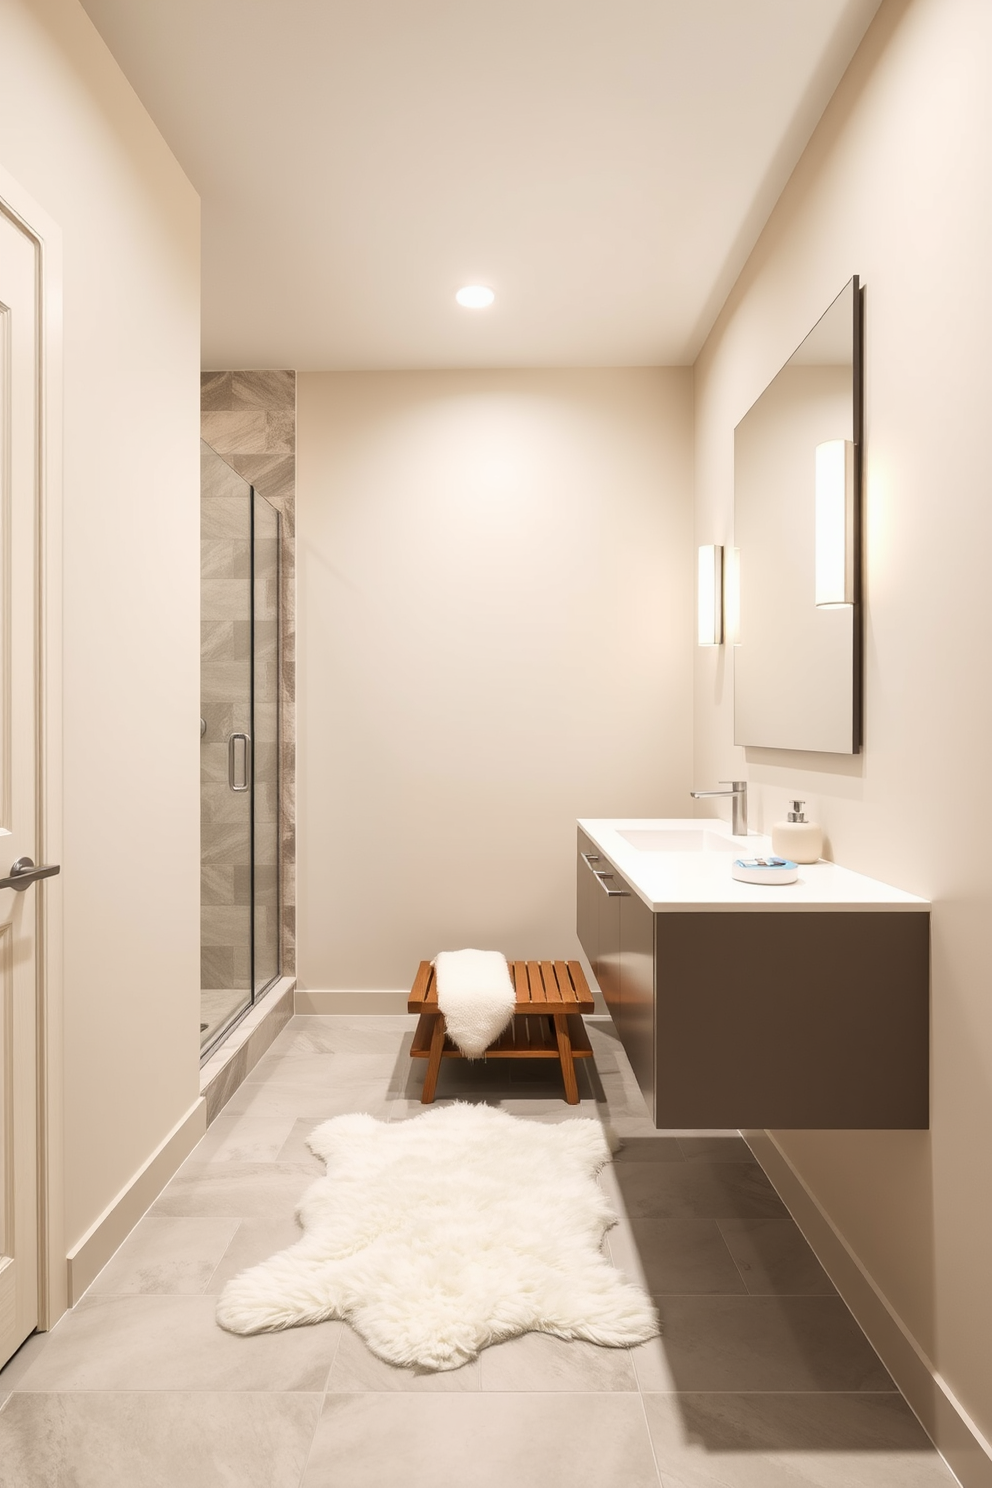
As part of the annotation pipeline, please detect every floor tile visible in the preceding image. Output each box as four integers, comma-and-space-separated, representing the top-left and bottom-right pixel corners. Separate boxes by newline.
275, 1116, 334, 1167
0, 1331, 49, 1409
406, 1099, 607, 1129
479, 1096, 604, 1121
383, 1091, 601, 1124
392, 1065, 603, 1106
609, 1218, 748, 1295
659, 1128, 744, 1138
612, 1136, 686, 1163
15, 1295, 343, 1393
677, 1135, 756, 1163
595, 1153, 629, 1211
479, 1331, 638, 1392
150, 1160, 319, 1219
598, 1069, 654, 1113
217, 1079, 392, 1124
204, 1216, 306, 1293
651, 1296, 895, 1393
280, 1016, 417, 1057
398, 1061, 527, 1100
614, 1160, 789, 1220
188, 1111, 300, 1164
326, 1324, 483, 1392
302, 1392, 662, 1488
0, 1391, 321, 1488
598, 1111, 665, 1138
87, 1216, 241, 1294
246, 1048, 403, 1087
642, 1392, 957, 1486
717, 1219, 837, 1296
628, 1333, 680, 1392
582, 1027, 622, 1067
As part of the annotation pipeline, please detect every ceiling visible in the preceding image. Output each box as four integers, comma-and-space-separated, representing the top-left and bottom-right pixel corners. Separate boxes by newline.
80, 0, 882, 370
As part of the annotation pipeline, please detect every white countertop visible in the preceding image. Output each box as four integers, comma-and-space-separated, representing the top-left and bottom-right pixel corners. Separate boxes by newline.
578, 818, 930, 914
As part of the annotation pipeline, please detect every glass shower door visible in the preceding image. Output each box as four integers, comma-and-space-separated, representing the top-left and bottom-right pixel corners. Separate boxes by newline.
252, 490, 280, 997
200, 443, 253, 1047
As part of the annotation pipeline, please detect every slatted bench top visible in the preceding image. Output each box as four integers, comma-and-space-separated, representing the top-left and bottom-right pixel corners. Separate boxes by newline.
408, 958, 594, 1016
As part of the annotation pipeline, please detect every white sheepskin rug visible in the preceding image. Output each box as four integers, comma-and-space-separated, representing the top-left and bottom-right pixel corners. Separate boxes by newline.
216, 1102, 658, 1371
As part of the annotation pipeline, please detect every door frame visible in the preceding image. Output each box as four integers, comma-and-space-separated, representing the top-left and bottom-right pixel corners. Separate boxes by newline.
0, 164, 65, 1330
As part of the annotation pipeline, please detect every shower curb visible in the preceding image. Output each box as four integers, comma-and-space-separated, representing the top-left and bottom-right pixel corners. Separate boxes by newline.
200, 976, 296, 1125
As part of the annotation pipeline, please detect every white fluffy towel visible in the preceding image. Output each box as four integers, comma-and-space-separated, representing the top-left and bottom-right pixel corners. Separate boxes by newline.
434, 948, 515, 1059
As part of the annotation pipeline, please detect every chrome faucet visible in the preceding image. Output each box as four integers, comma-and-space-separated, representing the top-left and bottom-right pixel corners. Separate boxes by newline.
690, 780, 748, 836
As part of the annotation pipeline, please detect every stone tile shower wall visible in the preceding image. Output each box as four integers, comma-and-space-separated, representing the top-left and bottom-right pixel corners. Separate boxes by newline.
201, 370, 296, 979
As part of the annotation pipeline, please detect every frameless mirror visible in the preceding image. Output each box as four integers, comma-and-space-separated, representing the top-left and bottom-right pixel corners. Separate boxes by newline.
733, 278, 863, 753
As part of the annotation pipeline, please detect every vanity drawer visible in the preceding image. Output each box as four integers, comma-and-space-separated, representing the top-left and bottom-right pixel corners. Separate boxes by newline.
654, 910, 929, 1129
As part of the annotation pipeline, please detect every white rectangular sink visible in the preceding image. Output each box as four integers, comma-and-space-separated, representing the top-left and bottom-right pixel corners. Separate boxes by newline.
618, 828, 735, 853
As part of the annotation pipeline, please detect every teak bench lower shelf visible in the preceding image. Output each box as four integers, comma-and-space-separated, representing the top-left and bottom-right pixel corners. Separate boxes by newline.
408, 959, 595, 1105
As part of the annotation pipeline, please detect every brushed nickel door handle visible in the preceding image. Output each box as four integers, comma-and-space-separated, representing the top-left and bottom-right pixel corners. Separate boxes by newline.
228, 732, 251, 792
0, 856, 61, 891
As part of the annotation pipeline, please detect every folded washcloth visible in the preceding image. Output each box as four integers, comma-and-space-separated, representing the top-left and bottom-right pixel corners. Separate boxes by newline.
434, 949, 516, 1060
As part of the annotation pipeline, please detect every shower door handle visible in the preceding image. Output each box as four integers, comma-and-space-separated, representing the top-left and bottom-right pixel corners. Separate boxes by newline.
0, 857, 61, 891
228, 732, 251, 792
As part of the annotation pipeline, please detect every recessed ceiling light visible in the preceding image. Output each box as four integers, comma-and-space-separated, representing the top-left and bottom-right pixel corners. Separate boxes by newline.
456, 285, 495, 309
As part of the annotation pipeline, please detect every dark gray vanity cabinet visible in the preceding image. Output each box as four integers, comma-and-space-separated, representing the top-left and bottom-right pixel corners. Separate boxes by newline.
576, 830, 930, 1130
577, 830, 653, 1108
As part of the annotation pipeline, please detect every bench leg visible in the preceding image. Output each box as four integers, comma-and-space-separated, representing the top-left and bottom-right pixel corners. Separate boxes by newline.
421, 1013, 447, 1104
553, 1014, 580, 1105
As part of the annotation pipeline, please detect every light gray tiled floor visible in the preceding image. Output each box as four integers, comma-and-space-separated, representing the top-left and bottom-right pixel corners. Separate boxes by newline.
0, 1015, 958, 1487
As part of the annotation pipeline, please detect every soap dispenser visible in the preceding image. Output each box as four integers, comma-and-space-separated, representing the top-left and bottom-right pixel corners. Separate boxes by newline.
771, 800, 823, 864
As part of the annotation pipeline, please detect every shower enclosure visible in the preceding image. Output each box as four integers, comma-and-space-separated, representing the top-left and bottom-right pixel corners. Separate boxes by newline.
200, 441, 281, 1053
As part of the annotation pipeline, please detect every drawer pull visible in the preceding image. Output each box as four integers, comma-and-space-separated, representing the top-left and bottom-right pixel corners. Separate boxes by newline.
594, 871, 629, 898
580, 852, 601, 871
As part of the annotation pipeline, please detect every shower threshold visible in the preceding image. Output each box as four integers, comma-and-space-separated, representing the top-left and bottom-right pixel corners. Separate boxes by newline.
200, 988, 251, 1049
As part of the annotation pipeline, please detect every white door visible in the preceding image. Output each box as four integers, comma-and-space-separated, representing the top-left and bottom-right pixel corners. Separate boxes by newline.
0, 203, 51, 1368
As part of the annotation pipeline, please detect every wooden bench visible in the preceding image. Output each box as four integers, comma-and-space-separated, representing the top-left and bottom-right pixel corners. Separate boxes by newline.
408, 959, 595, 1105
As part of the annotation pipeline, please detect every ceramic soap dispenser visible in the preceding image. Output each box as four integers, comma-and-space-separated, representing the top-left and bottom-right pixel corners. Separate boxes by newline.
771, 800, 823, 864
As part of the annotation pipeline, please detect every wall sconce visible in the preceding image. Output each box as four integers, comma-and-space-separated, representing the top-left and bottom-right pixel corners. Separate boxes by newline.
697, 544, 724, 646
815, 439, 855, 607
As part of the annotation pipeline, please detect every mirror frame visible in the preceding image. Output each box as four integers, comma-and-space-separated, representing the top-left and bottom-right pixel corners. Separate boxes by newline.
851, 275, 864, 752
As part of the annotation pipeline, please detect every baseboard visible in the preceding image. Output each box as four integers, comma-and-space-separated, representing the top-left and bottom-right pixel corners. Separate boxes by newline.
66, 1098, 206, 1304
745, 1129, 991, 1488
295, 988, 411, 1014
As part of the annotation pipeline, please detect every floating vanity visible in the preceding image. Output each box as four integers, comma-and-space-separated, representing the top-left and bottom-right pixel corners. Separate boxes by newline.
577, 818, 930, 1129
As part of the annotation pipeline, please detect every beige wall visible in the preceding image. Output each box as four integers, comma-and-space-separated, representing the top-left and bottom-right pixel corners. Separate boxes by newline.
298, 369, 693, 989
0, 0, 200, 1259
693, 0, 992, 1468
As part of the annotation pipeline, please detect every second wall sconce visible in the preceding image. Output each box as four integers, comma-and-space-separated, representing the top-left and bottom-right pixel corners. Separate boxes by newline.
697, 544, 724, 646
815, 439, 855, 607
